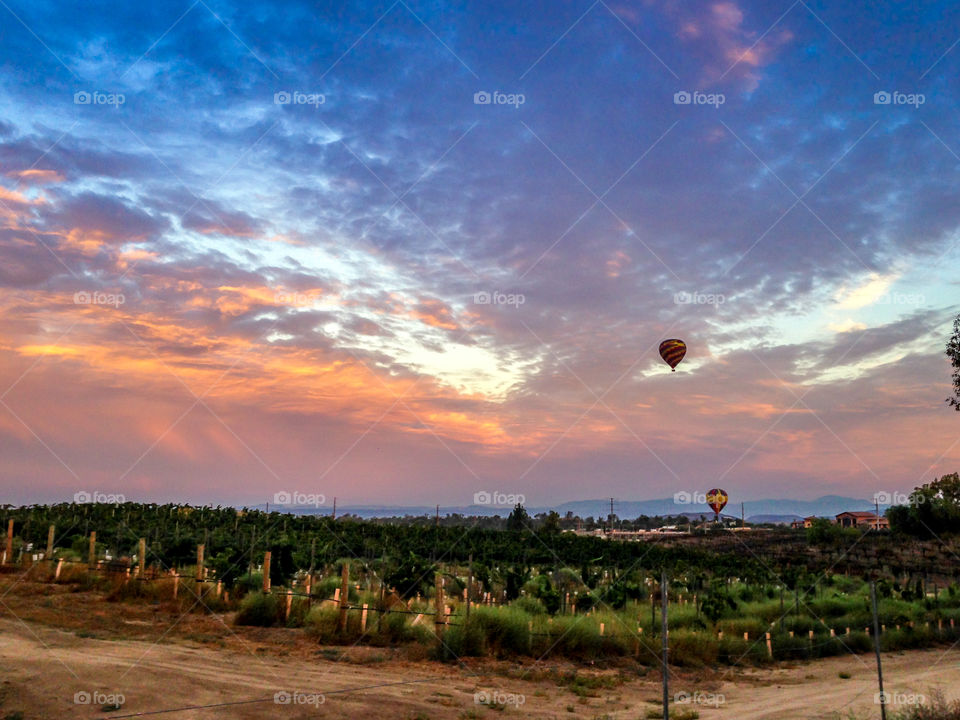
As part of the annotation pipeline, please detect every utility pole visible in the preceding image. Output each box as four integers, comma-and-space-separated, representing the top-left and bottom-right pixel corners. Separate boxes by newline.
661, 570, 669, 720
332, 497, 336, 520
875, 498, 881, 531
871, 582, 886, 720
741, 502, 745, 527
435, 505, 440, 528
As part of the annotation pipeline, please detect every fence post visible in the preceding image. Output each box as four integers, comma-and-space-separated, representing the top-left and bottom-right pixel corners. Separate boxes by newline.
138, 538, 146, 578
196, 544, 205, 582
338, 562, 349, 633
88, 531, 96, 570
4, 519, 12, 566
467, 554, 473, 621
661, 570, 669, 720
263, 551, 271, 592
285, 590, 292, 621
46, 524, 55, 561
871, 582, 887, 720
765, 632, 773, 658
173, 573, 180, 599
434, 570, 445, 640
55, 558, 63, 581
361, 603, 368, 633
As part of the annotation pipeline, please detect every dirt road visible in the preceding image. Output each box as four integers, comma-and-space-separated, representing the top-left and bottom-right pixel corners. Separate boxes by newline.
0, 616, 958, 719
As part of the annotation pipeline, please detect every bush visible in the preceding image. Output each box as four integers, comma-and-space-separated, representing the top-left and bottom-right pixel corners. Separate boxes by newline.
513, 596, 547, 616
234, 592, 280, 627
891, 690, 960, 720
669, 630, 717, 667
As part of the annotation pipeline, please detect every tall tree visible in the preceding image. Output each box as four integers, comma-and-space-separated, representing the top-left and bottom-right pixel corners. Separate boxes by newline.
947, 314, 960, 410
506, 503, 530, 533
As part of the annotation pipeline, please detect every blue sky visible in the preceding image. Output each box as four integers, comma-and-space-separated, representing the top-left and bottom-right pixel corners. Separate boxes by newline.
0, 0, 959, 507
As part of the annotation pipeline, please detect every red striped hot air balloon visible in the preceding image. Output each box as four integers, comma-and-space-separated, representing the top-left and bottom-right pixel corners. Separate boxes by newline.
658, 339, 687, 371
706, 488, 728, 522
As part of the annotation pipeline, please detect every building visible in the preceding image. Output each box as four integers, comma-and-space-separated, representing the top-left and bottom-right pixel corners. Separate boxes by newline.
792, 516, 822, 529
835, 511, 889, 530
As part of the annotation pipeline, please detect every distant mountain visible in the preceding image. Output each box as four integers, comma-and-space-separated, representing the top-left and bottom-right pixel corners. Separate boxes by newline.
284, 495, 880, 520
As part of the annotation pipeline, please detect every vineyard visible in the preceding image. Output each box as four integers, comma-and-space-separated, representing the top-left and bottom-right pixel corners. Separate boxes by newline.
3, 501, 960, 669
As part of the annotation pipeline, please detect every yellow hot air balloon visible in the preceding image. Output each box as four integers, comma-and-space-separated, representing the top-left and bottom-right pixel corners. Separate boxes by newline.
659, 339, 686, 371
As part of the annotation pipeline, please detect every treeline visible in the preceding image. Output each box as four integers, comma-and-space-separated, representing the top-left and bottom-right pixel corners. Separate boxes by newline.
2, 502, 757, 592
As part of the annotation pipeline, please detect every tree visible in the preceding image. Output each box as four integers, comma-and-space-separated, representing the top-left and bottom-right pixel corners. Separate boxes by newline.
540, 511, 561, 535
506, 503, 530, 533
948, 315, 960, 410
887, 472, 960, 537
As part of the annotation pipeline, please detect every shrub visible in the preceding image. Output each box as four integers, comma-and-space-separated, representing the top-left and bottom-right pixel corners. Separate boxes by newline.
891, 690, 960, 720
234, 592, 280, 627
514, 596, 547, 616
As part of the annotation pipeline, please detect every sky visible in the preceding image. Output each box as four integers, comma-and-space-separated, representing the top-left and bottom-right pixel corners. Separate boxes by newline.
1, 0, 959, 509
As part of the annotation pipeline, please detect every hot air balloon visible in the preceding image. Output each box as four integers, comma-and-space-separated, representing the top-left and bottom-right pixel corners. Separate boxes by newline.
659, 339, 687, 371
706, 488, 728, 523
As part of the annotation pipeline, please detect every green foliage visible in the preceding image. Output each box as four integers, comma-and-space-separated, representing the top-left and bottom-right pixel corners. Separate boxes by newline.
506, 504, 530, 533
700, 581, 738, 622
889, 473, 960, 538
947, 314, 960, 411
383, 552, 435, 600
234, 592, 280, 627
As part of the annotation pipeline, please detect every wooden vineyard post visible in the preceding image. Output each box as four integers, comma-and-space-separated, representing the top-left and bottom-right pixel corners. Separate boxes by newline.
196, 544, 205, 582
285, 590, 293, 621
467, 553, 473, 621
55, 558, 63, 581
434, 571, 445, 640
337, 562, 350, 633
361, 603, 368, 633
4, 519, 12, 565
88, 532, 96, 570
765, 632, 773, 658
46, 525, 55, 562
263, 551, 272, 592
306, 538, 316, 607
173, 573, 180, 599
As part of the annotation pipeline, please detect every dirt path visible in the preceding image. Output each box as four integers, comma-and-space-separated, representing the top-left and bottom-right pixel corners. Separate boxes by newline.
0, 617, 958, 719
